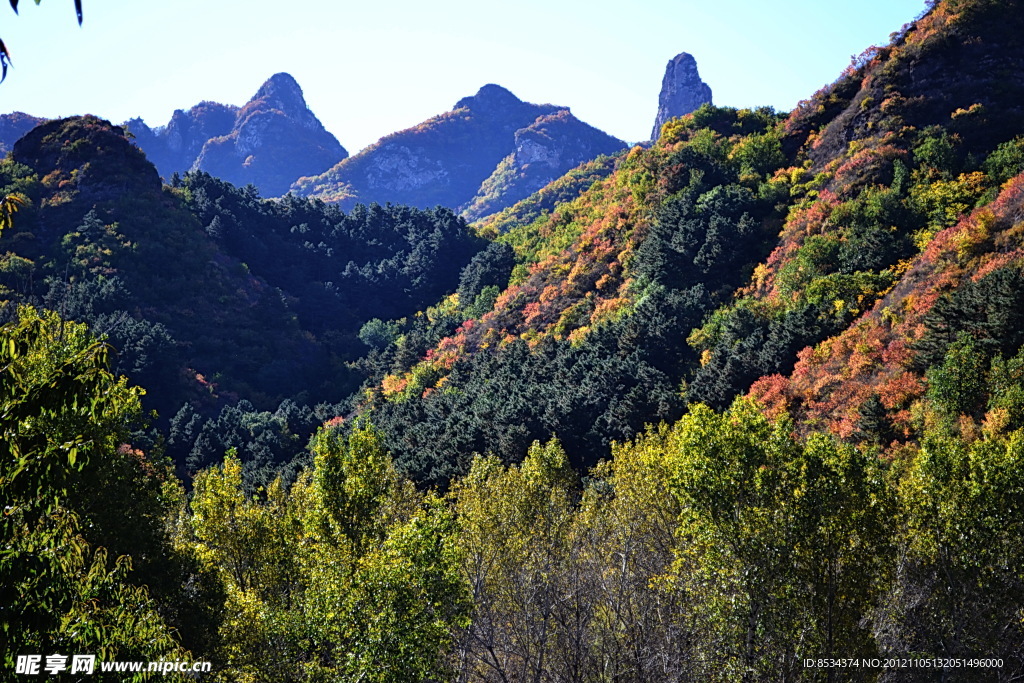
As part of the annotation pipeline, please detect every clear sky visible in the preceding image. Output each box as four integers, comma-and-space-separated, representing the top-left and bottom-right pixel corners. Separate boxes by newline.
0, 1, 927, 152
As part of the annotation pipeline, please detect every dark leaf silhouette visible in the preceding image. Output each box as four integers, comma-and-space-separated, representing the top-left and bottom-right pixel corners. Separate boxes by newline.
0, 38, 9, 83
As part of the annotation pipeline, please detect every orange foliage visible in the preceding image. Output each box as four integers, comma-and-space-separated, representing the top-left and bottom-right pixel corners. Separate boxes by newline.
753, 171, 1024, 438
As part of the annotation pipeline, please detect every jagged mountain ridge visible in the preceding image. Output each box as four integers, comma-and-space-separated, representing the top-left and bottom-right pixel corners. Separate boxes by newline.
4, 76, 650, 219
125, 73, 348, 197
124, 101, 238, 182
291, 84, 627, 219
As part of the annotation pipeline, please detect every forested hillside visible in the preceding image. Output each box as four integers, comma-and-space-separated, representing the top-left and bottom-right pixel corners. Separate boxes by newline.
0, 116, 486, 485
356, 0, 1024, 487
4, 0, 1024, 680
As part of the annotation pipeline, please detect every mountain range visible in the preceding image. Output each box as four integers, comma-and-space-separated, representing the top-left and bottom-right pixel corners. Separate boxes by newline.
1, 55, 713, 218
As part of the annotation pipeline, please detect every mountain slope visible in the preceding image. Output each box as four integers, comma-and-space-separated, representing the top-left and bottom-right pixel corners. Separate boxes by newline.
708, 0, 1024, 438
460, 110, 627, 221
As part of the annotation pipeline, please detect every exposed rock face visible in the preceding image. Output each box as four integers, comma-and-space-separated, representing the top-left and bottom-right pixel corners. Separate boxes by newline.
461, 110, 626, 221
0, 112, 46, 155
651, 52, 713, 140
125, 102, 238, 179
293, 84, 625, 220
126, 73, 347, 197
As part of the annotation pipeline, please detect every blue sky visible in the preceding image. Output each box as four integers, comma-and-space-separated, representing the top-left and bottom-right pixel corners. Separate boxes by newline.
0, 0, 927, 152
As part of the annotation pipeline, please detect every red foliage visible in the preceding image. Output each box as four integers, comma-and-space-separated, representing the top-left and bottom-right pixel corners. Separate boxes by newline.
751, 171, 1024, 438
749, 374, 792, 420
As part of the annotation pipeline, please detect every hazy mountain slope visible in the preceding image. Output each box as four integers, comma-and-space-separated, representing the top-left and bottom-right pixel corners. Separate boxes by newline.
473, 153, 621, 237
124, 101, 238, 180
460, 110, 626, 221
0, 112, 45, 155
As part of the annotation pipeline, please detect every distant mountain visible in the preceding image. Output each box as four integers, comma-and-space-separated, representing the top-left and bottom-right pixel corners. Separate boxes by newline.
0, 112, 45, 155
125, 73, 348, 197
292, 84, 626, 219
650, 52, 712, 140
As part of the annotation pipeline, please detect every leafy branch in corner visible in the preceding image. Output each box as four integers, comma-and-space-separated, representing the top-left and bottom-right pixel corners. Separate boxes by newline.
2, 0, 83, 82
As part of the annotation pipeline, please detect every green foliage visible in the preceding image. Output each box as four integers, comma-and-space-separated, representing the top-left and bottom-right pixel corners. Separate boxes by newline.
986, 348, 1024, 431
881, 430, 1024, 669
661, 104, 783, 146
368, 295, 706, 486
910, 170, 988, 237
913, 129, 961, 178
926, 331, 988, 419
358, 317, 401, 351
635, 182, 767, 293
451, 441, 586, 680
914, 265, 1024, 369
0, 306, 187, 674
184, 425, 470, 682
983, 135, 1024, 185
308, 424, 400, 548
456, 240, 515, 305
730, 130, 786, 181
667, 400, 890, 679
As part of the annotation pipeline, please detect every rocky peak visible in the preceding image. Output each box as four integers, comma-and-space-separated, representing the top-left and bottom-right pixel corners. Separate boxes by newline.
651, 52, 713, 140
455, 84, 533, 118
192, 73, 348, 196
165, 101, 239, 153
249, 72, 310, 119
291, 84, 623, 216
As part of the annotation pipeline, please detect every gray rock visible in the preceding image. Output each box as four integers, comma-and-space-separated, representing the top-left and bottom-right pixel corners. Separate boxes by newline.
460, 110, 626, 221
651, 52, 713, 140
193, 73, 348, 197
